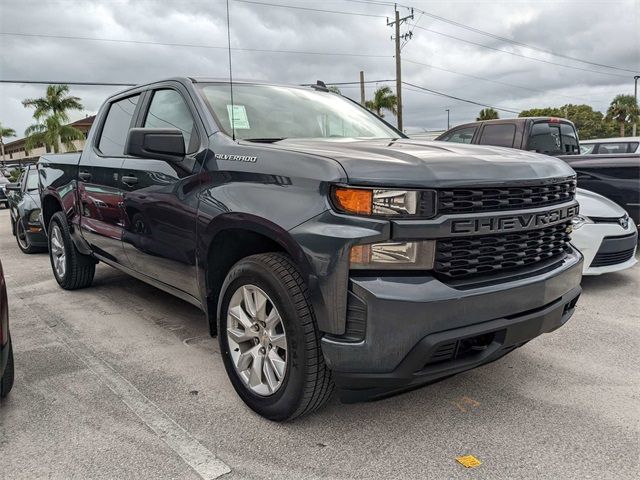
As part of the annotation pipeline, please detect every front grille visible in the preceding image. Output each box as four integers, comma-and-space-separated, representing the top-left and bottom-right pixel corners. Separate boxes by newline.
437, 180, 576, 215
591, 248, 635, 267
435, 222, 572, 279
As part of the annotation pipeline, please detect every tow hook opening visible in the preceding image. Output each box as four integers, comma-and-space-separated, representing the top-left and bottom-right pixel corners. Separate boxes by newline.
457, 332, 496, 359
425, 331, 499, 367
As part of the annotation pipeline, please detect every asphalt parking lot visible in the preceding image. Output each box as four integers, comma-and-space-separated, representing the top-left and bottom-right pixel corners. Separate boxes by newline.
0, 207, 638, 480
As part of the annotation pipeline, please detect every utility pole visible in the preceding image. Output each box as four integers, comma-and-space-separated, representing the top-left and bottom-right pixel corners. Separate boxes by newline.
445, 109, 450, 130
634, 75, 639, 136
360, 71, 365, 106
387, 6, 414, 133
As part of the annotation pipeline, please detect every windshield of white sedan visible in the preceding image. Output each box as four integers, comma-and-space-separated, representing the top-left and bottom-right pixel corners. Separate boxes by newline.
198, 84, 399, 141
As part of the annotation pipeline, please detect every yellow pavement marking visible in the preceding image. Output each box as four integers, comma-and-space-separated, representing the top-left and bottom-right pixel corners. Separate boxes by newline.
456, 455, 482, 468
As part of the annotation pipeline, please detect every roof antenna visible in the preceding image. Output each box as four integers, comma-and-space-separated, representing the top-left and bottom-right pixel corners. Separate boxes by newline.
226, 0, 236, 141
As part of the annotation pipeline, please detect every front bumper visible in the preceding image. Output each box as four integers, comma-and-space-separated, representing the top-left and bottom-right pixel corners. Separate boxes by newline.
571, 222, 637, 275
25, 222, 48, 248
322, 248, 583, 402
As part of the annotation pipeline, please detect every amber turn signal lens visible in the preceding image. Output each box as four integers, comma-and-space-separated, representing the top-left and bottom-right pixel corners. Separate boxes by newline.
333, 187, 373, 215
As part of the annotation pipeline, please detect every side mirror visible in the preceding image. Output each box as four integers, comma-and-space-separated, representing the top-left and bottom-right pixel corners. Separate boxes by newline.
5, 183, 20, 192
125, 128, 185, 163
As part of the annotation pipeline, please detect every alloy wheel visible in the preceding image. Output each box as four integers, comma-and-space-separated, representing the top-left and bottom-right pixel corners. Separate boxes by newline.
50, 224, 67, 279
226, 284, 288, 396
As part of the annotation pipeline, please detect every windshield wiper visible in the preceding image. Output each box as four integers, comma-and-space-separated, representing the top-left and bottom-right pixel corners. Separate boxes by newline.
243, 137, 287, 143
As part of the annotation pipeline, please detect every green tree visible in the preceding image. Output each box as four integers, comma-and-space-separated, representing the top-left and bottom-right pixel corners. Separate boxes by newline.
364, 86, 397, 118
0, 122, 17, 165
327, 85, 342, 94
606, 94, 639, 137
476, 108, 499, 120
22, 84, 85, 153
519, 104, 616, 140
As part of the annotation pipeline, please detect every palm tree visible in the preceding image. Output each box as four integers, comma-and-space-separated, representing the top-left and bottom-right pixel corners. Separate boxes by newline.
364, 86, 398, 118
0, 123, 17, 165
477, 108, 499, 121
606, 94, 639, 137
22, 84, 85, 153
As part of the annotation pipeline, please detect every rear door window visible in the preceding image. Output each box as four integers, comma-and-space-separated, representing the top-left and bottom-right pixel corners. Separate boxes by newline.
478, 124, 516, 148
97, 95, 141, 156
441, 126, 476, 143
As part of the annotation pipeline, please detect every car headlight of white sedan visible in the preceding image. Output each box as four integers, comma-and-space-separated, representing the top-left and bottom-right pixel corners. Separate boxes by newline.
571, 215, 593, 230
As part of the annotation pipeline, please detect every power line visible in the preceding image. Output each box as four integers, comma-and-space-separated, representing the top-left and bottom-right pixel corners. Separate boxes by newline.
0, 32, 391, 59
227, 0, 632, 78
410, 24, 629, 79
342, 0, 638, 74
402, 81, 521, 114
232, 0, 386, 18
0, 80, 136, 86
403, 58, 593, 103
0, 79, 396, 87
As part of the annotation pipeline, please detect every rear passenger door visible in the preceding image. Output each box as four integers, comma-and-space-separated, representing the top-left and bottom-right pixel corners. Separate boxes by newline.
120, 84, 204, 297
78, 93, 142, 263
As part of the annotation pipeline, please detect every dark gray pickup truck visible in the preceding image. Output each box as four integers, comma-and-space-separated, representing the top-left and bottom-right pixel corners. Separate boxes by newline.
38, 78, 582, 420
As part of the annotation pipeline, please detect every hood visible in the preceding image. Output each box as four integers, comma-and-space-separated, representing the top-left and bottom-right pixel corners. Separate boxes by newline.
252, 138, 575, 187
576, 188, 627, 218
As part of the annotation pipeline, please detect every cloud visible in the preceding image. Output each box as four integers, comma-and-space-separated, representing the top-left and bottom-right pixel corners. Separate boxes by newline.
1, 0, 638, 136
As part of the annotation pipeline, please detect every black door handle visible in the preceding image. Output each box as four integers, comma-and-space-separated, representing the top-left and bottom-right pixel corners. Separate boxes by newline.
78, 171, 92, 181
122, 175, 138, 186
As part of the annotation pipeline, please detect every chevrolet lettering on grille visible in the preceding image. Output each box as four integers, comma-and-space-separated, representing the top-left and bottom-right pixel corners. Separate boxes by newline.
450, 204, 579, 235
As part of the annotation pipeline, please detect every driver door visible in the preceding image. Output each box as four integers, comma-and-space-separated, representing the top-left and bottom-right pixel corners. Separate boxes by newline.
120, 84, 204, 297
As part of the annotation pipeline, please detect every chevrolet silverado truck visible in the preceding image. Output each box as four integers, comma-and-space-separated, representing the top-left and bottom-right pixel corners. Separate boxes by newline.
39, 78, 582, 420
436, 118, 640, 226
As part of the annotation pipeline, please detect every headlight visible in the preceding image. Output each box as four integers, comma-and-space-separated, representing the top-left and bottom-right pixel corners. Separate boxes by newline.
331, 186, 436, 218
28, 208, 41, 223
571, 215, 592, 230
350, 240, 435, 270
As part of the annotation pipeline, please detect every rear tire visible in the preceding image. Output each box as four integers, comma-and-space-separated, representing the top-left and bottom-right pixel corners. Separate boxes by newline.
1, 336, 14, 398
218, 253, 333, 421
48, 211, 96, 290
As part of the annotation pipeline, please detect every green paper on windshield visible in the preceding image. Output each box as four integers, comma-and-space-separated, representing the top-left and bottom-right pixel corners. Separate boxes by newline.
227, 105, 250, 129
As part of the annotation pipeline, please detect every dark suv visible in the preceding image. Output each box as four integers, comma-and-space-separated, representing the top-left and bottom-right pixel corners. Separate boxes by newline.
39, 78, 582, 420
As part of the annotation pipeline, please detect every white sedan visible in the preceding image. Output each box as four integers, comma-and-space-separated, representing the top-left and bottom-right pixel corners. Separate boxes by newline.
572, 188, 638, 275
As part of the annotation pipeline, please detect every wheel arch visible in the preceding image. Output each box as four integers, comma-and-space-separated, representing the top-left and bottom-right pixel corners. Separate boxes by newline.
198, 213, 315, 336
41, 193, 64, 233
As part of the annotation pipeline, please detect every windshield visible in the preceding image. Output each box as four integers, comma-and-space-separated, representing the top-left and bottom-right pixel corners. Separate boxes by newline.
26, 169, 38, 190
527, 121, 579, 156
197, 83, 400, 141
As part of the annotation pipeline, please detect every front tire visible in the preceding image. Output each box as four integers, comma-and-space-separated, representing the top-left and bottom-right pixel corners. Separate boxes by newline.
48, 211, 96, 290
218, 253, 333, 421
15, 217, 41, 254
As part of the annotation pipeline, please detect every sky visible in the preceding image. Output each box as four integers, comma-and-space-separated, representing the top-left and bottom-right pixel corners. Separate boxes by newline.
1, 0, 639, 138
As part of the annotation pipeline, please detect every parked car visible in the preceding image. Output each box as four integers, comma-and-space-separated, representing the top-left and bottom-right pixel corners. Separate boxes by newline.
0, 175, 9, 208
563, 154, 640, 227
436, 118, 640, 226
6, 164, 47, 253
580, 137, 640, 155
1, 259, 14, 398
39, 78, 583, 420
573, 189, 637, 274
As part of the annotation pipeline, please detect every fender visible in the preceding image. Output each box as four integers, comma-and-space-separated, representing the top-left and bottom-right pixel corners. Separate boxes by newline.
197, 212, 317, 334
